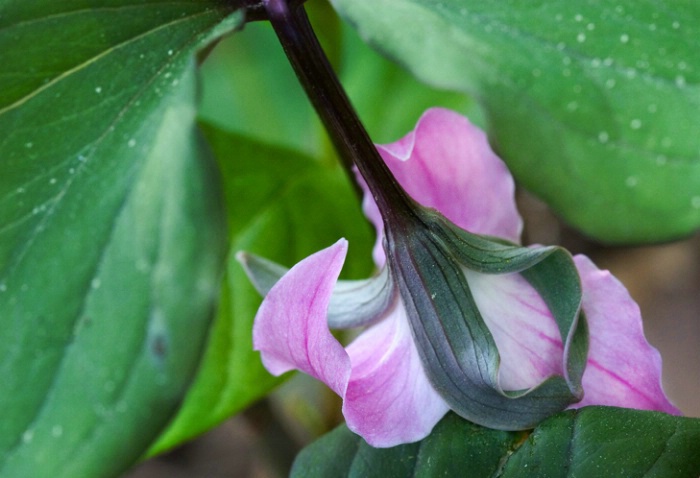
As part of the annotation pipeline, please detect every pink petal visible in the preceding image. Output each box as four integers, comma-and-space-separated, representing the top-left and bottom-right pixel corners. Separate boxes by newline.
464, 269, 564, 391
572, 255, 680, 414
252, 240, 351, 397
361, 108, 523, 267
343, 305, 450, 447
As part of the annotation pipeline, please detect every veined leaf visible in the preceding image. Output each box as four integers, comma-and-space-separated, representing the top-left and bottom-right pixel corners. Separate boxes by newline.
293, 408, 700, 477
332, 0, 700, 243
0, 2, 241, 476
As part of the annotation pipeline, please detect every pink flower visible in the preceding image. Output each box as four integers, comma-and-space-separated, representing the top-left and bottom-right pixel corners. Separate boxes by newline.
240, 108, 678, 448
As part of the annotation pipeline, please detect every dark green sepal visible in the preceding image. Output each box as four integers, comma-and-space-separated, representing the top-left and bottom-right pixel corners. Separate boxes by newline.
385, 206, 588, 430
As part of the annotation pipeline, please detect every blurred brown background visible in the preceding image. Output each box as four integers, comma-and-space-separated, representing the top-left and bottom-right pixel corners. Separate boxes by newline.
126, 190, 700, 477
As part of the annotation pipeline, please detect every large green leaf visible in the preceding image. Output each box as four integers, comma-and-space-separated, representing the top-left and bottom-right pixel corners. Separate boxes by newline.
332, 0, 700, 243
149, 125, 375, 454
0, 2, 240, 476
293, 408, 700, 477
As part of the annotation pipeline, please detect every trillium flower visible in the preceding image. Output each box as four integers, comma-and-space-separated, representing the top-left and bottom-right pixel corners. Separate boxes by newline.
239, 108, 678, 448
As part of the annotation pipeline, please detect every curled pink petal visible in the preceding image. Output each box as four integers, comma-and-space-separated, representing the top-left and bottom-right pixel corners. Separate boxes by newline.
572, 255, 680, 414
465, 269, 563, 390
252, 240, 351, 396
343, 305, 449, 447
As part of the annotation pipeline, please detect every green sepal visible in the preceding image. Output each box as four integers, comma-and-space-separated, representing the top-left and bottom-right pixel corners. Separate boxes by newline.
385, 206, 587, 430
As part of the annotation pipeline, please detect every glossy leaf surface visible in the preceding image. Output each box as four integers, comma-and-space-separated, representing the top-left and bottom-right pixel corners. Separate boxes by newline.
332, 0, 700, 243
0, 2, 240, 476
293, 408, 700, 477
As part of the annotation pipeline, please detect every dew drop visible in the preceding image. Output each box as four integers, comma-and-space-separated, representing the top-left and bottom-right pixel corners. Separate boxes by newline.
630, 119, 642, 129
620, 34, 629, 43
95, 86, 102, 94
22, 430, 33, 443
672, 21, 680, 29
598, 131, 609, 143
52, 425, 63, 438
49, 178, 57, 185
0, 283, 7, 293
586, 22, 595, 31
577, 33, 586, 43
675, 75, 686, 87
656, 155, 667, 165
591, 58, 601, 68
567, 101, 579, 111
602, 57, 614, 67
692, 197, 700, 209
91, 278, 101, 290
167, 49, 174, 56
605, 78, 616, 89
574, 14, 583, 22
127, 139, 136, 148
25, 142, 33, 149
625, 176, 638, 187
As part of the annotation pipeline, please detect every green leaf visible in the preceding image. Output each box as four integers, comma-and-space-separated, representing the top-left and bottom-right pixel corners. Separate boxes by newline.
149, 125, 375, 454
331, 0, 700, 243
502, 407, 700, 477
293, 408, 700, 477
291, 412, 521, 477
0, 2, 240, 476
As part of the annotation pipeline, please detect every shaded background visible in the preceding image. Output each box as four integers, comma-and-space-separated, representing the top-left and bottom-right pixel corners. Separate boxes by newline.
127, 6, 700, 477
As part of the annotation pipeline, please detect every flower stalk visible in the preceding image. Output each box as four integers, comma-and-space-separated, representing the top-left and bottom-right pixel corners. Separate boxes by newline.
262, 0, 414, 218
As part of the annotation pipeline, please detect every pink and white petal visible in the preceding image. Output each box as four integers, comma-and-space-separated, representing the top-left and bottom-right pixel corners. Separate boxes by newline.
252, 239, 351, 397
378, 108, 522, 243
572, 255, 680, 414
342, 305, 450, 447
464, 269, 564, 391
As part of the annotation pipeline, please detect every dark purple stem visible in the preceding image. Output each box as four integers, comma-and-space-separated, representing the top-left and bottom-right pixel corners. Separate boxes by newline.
262, 0, 415, 219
